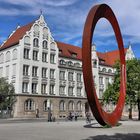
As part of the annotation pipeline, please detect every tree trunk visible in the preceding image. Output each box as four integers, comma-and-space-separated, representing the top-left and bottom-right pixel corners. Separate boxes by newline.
129, 104, 132, 119
138, 100, 140, 120
138, 109, 140, 120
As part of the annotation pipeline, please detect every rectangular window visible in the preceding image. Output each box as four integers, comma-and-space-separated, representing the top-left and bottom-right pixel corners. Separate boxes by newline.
99, 90, 103, 99
50, 54, 55, 64
32, 83, 37, 94
12, 64, 16, 76
23, 65, 29, 76
59, 71, 65, 80
68, 72, 73, 81
105, 78, 109, 87
24, 48, 30, 59
33, 50, 38, 61
77, 73, 82, 82
42, 68, 47, 78
22, 82, 28, 93
50, 84, 55, 95
42, 52, 48, 62
59, 86, 65, 95
99, 77, 103, 84
32, 66, 38, 77
50, 69, 55, 79
68, 87, 73, 96
41, 84, 47, 94
77, 87, 82, 96
6, 65, 9, 77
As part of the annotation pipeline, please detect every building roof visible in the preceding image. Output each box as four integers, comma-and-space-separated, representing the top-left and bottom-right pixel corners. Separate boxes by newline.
97, 49, 128, 66
0, 20, 128, 67
57, 41, 128, 66
56, 41, 82, 60
0, 22, 34, 51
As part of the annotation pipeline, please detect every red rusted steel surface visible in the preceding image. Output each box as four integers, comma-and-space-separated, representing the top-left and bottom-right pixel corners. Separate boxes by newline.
82, 4, 126, 126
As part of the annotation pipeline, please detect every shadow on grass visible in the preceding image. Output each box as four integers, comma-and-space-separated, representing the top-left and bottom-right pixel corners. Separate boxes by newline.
82, 133, 140, 140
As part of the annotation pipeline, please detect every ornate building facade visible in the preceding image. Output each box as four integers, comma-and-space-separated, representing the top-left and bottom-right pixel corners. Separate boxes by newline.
0, 15, 135, 118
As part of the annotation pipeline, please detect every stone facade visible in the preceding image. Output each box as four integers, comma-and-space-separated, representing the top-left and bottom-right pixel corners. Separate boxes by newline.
0, 14, 135, 119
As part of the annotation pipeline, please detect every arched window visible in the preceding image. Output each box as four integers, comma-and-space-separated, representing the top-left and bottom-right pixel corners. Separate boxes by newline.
42, 40, 48, 49
50, 42, 55, 50
77, 101, 82, 111
108, 69, 112, 73
59, 100, 66, 111
33, 24, 39, 33
75, 63, 80, 67
43, 27, 48, 38
102, 68, 106, 73
0, 53, 4, 63
68, 101, 74, 111
12, 49, 17, 60
60, 60, 66, 65
24, 36, 30, 44
43, 100, 53, 111
25, 99, 35, 111
5, 51, 10, 62
93, 59, 97, 67
68, 61, 73, 66
33, 38, 39, 47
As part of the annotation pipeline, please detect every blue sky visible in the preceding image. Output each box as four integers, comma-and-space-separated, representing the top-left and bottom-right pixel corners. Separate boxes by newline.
0, 0, 140, 58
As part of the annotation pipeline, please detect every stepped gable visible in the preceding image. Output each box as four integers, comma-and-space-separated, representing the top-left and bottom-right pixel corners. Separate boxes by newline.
0, 19, 128, 66
0, 22, 34, 51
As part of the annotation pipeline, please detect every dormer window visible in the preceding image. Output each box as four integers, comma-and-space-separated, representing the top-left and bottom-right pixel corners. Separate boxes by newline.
100, 59, 105, 64
71, 53, 77, 58
59, 50, 62, 54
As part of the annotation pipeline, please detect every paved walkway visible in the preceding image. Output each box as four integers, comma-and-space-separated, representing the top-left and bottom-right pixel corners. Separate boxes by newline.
0, 119, 140, 140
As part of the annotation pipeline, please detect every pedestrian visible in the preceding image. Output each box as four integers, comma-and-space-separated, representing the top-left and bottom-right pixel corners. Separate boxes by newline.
86, 112, 91, 123
48, 107, 52, 122
68, 112, 73, 121
74, 112, 78, 121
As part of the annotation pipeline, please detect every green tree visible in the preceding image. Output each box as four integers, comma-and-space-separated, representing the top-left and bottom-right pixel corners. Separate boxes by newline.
0, 78, 16, 115
103, 59, 140, 119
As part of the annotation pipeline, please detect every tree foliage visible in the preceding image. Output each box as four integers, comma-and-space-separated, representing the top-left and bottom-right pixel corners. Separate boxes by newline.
103, 59, 140, 105
0, 78, 16, 110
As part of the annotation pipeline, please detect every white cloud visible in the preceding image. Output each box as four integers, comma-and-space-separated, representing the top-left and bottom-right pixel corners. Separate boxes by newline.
98, 0, 140, 37
1, 0, 79, 6
44, 0, 79, 6
0, 0, 140, 48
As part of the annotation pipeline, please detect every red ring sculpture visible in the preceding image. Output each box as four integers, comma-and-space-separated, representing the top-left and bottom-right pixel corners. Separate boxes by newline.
82, 4, 126, 126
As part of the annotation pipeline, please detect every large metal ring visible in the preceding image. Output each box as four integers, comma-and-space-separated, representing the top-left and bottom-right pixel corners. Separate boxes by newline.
82, 4, 126, 126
